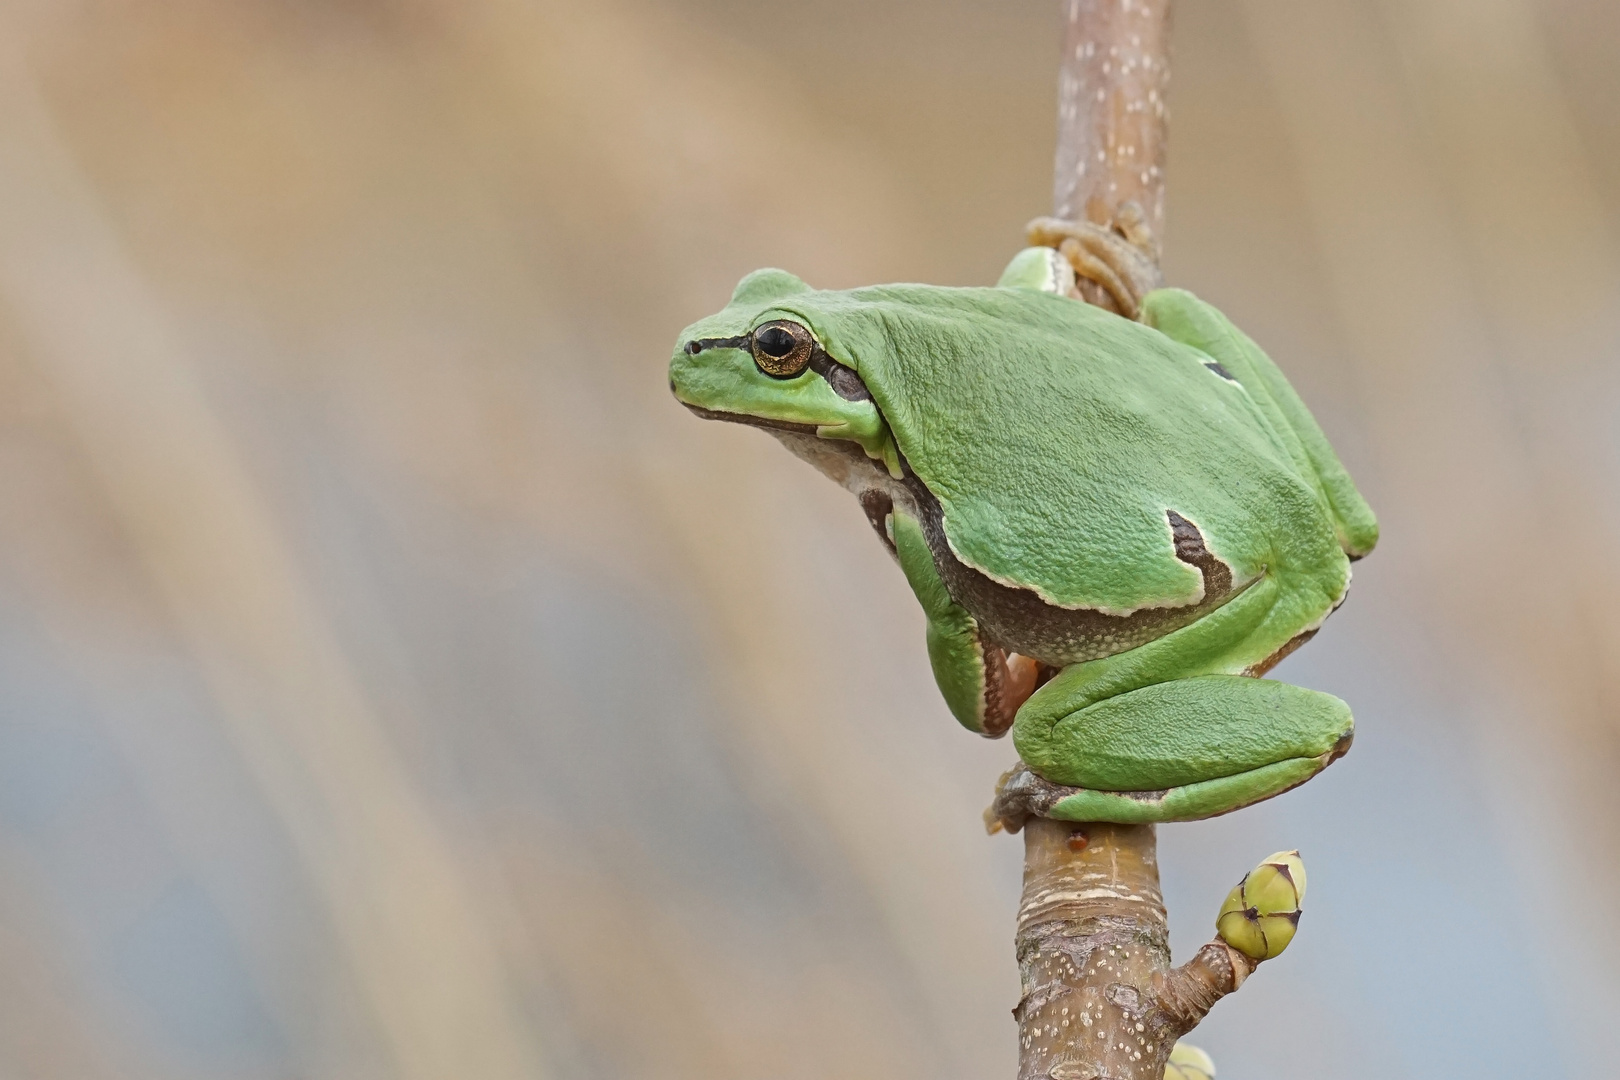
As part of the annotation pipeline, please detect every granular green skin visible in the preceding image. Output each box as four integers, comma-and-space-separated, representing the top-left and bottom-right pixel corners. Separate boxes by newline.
671, 266, 1375, 820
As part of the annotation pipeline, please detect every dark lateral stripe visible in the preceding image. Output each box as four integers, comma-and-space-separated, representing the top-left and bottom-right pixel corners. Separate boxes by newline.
908, 481, 1245, 667
808, 347, 872, 401
684, 333, 873, 402
684, 335, 751, 355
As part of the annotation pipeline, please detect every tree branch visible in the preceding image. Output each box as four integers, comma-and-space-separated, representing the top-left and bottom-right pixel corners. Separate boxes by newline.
1011, 818, 1281, 1080
1015, 818, 1174, 1080
1006, 6, 1276, 1078
1051, 0, 1172, 312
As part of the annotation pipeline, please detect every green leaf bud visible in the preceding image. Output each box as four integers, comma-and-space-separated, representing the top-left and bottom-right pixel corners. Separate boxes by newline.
1215, 850, 1306, 961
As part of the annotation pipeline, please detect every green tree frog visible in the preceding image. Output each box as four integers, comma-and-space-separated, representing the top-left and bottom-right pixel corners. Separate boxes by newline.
668, 247, 1376, 822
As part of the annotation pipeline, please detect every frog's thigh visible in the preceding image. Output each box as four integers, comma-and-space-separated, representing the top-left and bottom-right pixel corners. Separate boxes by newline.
1034, 675, 1353, 822
1014, 572, 1286, 773
890, 510, 1018, 736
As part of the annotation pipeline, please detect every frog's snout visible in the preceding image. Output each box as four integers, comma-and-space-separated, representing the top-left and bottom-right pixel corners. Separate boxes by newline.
668, 348, 700, 402
670, 332, 745, 406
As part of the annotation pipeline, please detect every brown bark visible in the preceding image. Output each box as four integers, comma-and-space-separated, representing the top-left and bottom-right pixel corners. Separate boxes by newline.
1014, 820, 1256, 1080
1010, 5, 1256, 1078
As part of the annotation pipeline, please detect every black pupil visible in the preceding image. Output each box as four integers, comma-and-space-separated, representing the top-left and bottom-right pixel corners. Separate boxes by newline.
756, 326, 796, 357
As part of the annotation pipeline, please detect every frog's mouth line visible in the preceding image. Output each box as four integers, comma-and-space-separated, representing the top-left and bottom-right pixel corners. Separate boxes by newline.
677, 399, 823, 437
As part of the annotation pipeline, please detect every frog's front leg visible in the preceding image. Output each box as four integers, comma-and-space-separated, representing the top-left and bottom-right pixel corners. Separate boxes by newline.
890, 510, 1033, 737
1026, 206, 1162, 317
1012, 576, 1354, 823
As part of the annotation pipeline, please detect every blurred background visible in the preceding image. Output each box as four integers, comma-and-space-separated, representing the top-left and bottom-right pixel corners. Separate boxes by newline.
0, 0, 1615, 1078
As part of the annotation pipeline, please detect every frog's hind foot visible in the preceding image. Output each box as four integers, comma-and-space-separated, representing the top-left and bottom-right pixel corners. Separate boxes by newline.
1027, 207, 1163, 319
985, 761, 1080, 834
1010, 674, 1355, 823
1041, 752, 1345, 824
990, 737, 1349, 830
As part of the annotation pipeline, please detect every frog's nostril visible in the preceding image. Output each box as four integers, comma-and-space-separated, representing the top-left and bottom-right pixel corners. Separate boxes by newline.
684, 340, 701, 355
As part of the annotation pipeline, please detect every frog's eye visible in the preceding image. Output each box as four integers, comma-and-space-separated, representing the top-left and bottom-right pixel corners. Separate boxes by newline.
750, 319, 814, 378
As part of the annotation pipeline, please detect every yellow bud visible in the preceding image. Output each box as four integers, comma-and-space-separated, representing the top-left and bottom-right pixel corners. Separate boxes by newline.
1165, 1041, 1216, 1080
1215, 850, 1307, 961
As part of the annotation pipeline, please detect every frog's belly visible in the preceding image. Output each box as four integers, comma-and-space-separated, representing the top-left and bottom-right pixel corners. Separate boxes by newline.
908, 479, 1249, 666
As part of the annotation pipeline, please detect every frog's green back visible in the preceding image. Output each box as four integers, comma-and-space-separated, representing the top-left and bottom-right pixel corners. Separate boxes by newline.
760, 284, 1354, 613
1141, 290, 1379, 558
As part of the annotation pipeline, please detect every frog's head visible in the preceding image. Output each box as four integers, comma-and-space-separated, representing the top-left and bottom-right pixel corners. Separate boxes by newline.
669, 269, 901, 474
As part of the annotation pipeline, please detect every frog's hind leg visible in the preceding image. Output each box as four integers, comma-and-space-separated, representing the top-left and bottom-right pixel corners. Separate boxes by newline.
1010, 570, 1352, 822
1033, 675, 1353, 823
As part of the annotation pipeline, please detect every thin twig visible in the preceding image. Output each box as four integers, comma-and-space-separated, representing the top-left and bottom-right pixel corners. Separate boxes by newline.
1052, 0, 1172, 309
